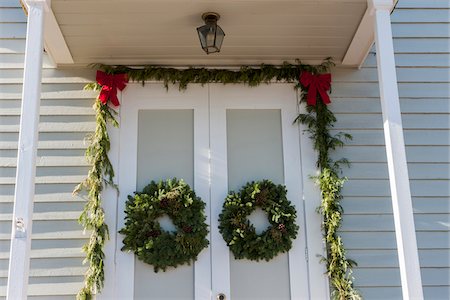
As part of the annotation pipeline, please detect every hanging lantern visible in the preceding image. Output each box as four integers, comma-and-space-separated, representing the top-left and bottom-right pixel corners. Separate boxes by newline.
196, 12, 225, 54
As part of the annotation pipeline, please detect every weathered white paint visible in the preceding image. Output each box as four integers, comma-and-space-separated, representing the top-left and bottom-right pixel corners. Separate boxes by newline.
6, 1, 49, 299
369, 0, 424, 299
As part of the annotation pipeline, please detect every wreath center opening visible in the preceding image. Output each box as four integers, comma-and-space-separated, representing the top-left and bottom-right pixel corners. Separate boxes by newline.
246, 207, 271, 235
156, 214, 177, 233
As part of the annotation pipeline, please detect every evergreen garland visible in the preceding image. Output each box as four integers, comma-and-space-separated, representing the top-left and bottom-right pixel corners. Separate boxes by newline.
76, 59, 359, 299
219, 180, 299, 261
119, 178, 209, 272
94, 60, 330, 90
73, 83, 117, 300
295, 85, 360, 299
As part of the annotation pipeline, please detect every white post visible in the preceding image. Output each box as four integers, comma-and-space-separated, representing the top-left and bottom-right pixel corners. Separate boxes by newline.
369, 1, 424, 299
6, 1, 49, 299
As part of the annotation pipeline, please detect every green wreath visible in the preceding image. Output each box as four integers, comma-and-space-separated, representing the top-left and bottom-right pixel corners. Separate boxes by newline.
218, 180, 299, 261
119, 178, 209, 272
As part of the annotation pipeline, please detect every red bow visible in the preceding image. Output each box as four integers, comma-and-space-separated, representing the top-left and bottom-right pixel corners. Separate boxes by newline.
300, 71, 331, 106
96, 70, 128, 106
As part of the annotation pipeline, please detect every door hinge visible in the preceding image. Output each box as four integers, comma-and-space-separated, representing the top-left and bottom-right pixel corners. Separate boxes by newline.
305, 247, 309, 262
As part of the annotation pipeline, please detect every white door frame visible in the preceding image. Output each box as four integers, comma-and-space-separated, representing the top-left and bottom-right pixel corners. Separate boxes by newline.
101, 83, 328, 300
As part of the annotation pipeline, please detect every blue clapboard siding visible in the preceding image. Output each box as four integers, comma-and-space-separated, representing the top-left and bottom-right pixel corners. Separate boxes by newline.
0, 1, 95, 298
334, 0, 450, 299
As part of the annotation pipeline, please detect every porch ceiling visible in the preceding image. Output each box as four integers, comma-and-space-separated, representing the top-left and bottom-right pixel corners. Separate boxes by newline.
50, 0, 368, 66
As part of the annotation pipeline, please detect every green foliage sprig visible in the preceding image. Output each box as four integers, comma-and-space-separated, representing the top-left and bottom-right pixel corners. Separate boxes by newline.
219, 180, 299, 261
295, 81, 360, 299
74, 83, 118, 300
119, 178, 209, 272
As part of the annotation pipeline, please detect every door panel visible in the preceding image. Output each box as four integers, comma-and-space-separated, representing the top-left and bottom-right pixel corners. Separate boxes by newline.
134, 109, 195, 300
227, 109, 290, 300
210, 84, 310, 300
115, 84, 211, 300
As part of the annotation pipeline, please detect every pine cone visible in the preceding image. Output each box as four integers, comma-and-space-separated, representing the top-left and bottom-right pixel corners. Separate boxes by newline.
160, 198, 169, 208
278, 223, 286, 233
183, 225, 193, 233
148, 230, 161, 238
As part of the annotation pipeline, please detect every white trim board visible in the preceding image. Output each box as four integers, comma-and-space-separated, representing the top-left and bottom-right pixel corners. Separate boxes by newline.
342, 0, 398, 67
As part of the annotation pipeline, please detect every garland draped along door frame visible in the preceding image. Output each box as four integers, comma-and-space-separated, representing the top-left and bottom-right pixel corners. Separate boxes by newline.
74, 59, 361, 300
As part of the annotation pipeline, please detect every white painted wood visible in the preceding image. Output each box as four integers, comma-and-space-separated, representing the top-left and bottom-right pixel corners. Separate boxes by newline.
342, 7, 374, 67
369, 0, 424, 299
115, 87, 137, 300
96, 105, 120, 300
296, 90, 330, 300
281, 91, 310, 300
6, 1, 48, 299
47, 0, 367, 66
43, 8, 74, 64
115, 83, 211, 300
209, 86, 231, 300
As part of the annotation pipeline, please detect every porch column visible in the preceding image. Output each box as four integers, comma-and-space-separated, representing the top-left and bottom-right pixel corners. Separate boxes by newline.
6, 1, 49, 299
368, 0, 424, 299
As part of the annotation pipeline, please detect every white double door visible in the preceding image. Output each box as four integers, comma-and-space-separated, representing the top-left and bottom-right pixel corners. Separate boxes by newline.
105, 83, 327, 300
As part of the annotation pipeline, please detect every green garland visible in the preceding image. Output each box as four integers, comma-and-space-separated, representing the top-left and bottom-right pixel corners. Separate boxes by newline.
76, 59, 360, 300
295, 86, 360, 299
119, 178, 209, 272
73, 84, 117, 300
219, 180, 299, 261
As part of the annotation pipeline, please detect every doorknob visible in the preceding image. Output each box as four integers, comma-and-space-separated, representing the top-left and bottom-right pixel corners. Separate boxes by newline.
217, 293, 226, 300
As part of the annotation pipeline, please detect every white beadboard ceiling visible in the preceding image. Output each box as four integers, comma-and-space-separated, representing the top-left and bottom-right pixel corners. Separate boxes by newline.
51, 0, 368, 66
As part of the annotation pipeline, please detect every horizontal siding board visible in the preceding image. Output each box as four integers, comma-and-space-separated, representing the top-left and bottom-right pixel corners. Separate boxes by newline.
363, 53, 450, 67
352, 268, 401, 287
391, 9, 450, 23
342, 163, 450, 180
358, 287, 402, 299
332, 82, 450, 98
348, 249, 450, 268
333, 67, 450, 83
422, 268, 450, 286
342, 197, 450, 214
397, 1, 450, 9
0, 23, 26, 39
0, 39, 26, 54
334, 114, 450, 130
423, 287, 450, 300
394, 38, 450, 54
392, 24, 450, 38
333, 146, 450, 163
0, 193, 85, 203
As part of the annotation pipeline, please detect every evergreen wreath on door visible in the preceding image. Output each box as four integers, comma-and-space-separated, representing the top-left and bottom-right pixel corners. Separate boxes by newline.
119, 178, 209, 272
219, 180, 299, 261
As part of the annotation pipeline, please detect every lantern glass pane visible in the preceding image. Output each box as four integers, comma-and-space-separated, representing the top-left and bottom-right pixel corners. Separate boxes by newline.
215, 25, 225, 50
197, 25, 212, 48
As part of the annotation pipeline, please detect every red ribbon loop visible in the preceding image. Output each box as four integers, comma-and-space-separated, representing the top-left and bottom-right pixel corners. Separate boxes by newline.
96, 70, 129, 106
300, 71, 331, 106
